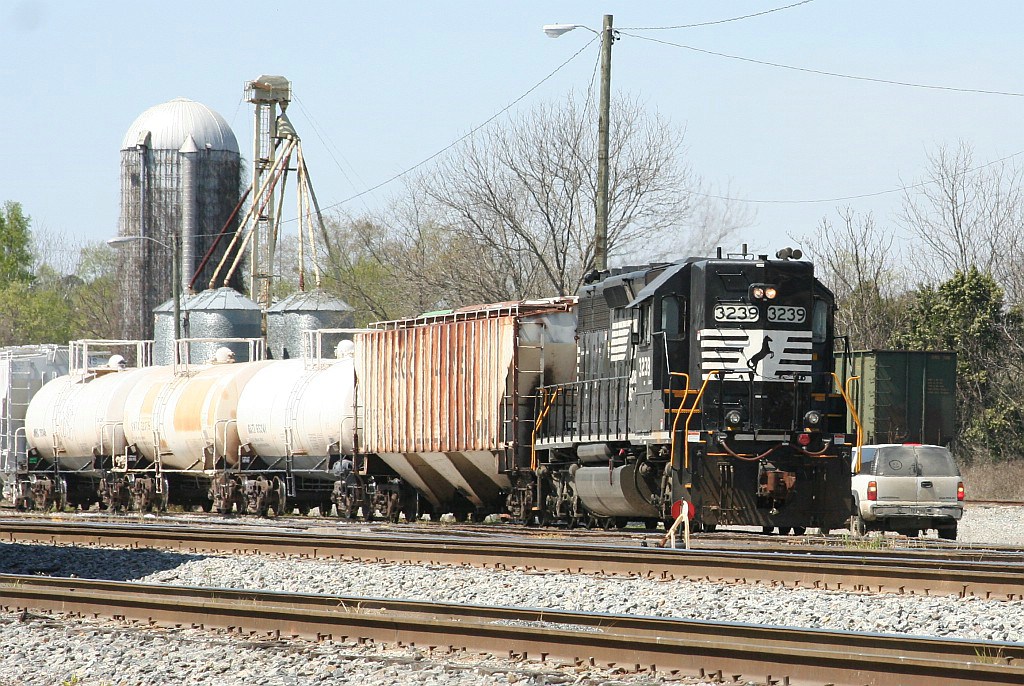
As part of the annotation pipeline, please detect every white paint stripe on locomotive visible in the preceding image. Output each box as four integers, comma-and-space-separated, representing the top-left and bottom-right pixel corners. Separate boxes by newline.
608, 319, 632, 362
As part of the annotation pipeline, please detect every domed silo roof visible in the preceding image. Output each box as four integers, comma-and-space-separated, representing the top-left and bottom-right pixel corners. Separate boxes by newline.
121, 97, 239, 153
266, 289, 355, 360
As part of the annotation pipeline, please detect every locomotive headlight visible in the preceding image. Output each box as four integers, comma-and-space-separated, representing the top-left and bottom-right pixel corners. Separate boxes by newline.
725, 409, 743, 428
749, 283, 779, 301
803, 410, 823, 428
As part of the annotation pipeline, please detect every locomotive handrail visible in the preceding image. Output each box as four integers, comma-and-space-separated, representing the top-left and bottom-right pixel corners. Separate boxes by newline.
530, 387, 561, 470
683, 370, 724, 470
831, 372, 863, 471
667, 372, 691, 472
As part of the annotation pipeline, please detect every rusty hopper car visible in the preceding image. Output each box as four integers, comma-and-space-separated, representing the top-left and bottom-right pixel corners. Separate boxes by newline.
354, 299, 577, 520
533, 252, 855, 532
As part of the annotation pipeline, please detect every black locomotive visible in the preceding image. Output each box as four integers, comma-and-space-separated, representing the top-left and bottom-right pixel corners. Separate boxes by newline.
528, 249, 854, 532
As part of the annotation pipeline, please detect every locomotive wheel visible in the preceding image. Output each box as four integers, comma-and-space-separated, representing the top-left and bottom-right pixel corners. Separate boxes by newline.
319, 500, 333, 517
792, 526, 807, 536
298, 503, 311, 516
762, 526, 775, 535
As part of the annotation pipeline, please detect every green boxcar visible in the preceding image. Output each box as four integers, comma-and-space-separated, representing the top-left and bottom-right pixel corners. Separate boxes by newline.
836, 350, 957, 446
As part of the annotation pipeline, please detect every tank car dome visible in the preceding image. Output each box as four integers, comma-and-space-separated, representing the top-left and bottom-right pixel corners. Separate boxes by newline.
121, 97, 239, 153
336, 340, 355, 359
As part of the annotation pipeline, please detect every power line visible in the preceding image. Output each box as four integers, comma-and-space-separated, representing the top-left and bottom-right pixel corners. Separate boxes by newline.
692, 148, 1024, 205
622, 0, 815, 31
315, 35, 598, 215
620, 32, 1024, 98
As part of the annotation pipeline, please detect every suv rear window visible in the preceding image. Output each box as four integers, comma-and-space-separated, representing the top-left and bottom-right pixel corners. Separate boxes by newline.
873, 445, 959, 477
915, 446, 960, 476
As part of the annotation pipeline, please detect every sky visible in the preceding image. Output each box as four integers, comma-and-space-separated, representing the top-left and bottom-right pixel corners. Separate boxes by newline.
2, 0, 1022, 265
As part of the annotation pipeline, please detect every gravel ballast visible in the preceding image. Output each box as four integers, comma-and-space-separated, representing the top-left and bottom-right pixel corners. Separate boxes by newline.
0, 504, 1020, 685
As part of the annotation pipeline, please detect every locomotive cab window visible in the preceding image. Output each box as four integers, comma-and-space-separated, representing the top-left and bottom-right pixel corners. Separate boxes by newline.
659, 296, 685, 338
635, 303, 651, 344
811, 298, 829, 343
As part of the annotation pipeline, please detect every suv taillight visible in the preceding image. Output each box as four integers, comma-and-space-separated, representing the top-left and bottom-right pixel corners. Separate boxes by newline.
957, 482, 965, 501
867, 481, 877, 501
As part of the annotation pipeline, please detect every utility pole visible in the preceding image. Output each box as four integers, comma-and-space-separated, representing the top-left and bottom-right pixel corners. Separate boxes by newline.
594, 14, 614, 273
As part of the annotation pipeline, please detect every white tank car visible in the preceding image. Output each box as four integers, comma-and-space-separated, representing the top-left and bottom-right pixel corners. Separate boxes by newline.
123, 356, 274, 471
25, 361, 167, 472
236, 352, 357, 471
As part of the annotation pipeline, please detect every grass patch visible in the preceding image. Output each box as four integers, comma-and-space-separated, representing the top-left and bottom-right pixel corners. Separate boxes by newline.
960, 461, 1024, 500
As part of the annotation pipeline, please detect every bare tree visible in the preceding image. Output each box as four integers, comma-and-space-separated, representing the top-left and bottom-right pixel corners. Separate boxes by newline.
899, 140, 1024, 302
800, 208, 908, 349
411, 93, 735, 300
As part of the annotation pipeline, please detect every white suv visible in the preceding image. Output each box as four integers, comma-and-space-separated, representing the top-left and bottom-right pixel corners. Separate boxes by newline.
850, 444, 964, 540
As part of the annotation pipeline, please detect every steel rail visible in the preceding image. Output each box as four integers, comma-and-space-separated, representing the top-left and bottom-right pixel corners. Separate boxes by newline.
1, 520, 1023, 599
0, 574, 1021, 686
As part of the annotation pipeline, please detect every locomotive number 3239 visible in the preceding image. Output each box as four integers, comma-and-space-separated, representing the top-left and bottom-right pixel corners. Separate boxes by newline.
714, 304, 759, 322
767, 305, 806, 323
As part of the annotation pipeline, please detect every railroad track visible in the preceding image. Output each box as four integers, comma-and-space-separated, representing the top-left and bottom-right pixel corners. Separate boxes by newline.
0, 573, 1020, 686
2, 519, 1023, 600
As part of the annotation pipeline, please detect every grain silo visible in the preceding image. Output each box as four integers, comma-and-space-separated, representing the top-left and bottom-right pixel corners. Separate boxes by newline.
116, 97, 242, 341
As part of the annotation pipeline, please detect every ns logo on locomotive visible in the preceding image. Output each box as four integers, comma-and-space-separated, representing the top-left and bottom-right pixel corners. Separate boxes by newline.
9, 247, 855, 533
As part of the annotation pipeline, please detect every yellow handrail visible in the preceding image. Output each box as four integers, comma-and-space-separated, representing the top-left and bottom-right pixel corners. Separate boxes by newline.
530, 386, 561, 470
683, 370, 724, 470
667, 372, 691, 470
831, 372, 863, 472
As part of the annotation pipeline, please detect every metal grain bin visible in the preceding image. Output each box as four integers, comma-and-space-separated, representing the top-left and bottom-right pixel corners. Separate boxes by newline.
154, 287, 262, 364
355, 299, 577, 511
837, 350, 957, 445
265, 289, 354, 360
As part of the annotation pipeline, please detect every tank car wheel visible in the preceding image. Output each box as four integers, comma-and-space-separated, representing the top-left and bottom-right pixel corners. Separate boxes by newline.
272, 477, 287, 517
614, 518, 629, 529
157, 477, 169, 513
698, 521, 717, 533
55, 478, 68, 512
298, 503, 311, 517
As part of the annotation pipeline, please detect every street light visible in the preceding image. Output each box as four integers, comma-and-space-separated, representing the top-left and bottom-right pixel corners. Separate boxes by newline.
107, 232, 182, 345
545, 14, 615, 272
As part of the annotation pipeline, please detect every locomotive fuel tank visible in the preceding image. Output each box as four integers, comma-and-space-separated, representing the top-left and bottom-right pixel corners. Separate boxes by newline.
573, 464, 660, 518
236, 355, 357, 470
25, 365, 168, 471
